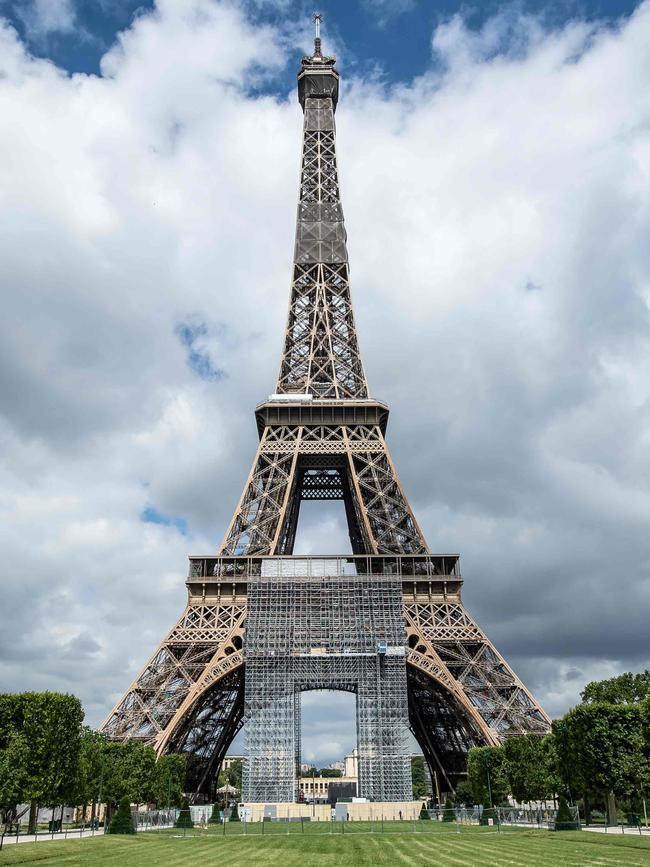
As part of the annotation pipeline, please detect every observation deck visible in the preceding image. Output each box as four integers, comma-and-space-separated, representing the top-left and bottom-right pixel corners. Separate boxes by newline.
186, 553, 462, 601
255, 398, 390, 437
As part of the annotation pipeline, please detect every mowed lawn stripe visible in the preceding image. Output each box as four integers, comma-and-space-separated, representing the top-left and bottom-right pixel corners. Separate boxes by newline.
519, 832, 650, 864
483, 834, 650, 867
442, 837, 536, 867
410, 835, 495, 867
486, 835, 609, 867
2, 829, 650, 866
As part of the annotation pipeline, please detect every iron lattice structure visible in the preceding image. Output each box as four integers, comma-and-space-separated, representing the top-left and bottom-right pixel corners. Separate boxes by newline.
100, 24, 551, 801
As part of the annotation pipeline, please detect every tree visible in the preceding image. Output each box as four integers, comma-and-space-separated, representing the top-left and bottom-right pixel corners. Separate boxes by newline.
411, 756, 427, 799
73, 728, 107, 821
318, 768, 343, 778
504, 734, 556, 804
223, 759, 242, 792
108, 796, 135, 834
442, 796, 455, 821
467, 746, 508, 807
554, 703, 648, 807
151, 754, 186, 808
0, 731, 30, 825
454, 781, 474, 806
581, 671, 650, 705
102, 741, 157, 808
541, 733, 563, 800
0, 692, 84, 833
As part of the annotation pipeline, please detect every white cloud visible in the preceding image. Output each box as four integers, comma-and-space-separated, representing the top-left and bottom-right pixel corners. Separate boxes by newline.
1, 0, 650, 763
13, 0, 77, 39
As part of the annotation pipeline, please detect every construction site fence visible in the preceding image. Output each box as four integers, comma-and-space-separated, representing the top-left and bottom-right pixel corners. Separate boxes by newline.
137, 806, 571, 836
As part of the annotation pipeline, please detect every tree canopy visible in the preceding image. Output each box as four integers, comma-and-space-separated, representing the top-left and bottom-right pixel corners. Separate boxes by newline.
0, 692, 83, 814
581, 671, 650, 705
411, 756, 427, 799
466, 746, 508, 806
554, 703, 648, 802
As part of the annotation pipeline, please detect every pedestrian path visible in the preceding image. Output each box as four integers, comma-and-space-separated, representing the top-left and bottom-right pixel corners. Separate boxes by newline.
584, 824, 650, 835
1, 826, 105, 846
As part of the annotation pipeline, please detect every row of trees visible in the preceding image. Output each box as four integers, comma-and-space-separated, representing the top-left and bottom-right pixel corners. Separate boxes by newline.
0, 692, 186, 832
462, 671, 650, 821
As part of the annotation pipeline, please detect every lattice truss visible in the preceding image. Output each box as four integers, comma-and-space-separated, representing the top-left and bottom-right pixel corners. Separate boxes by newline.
243, 574, 412, 803
220, 423, 428, 556
277, 97, 367, 399
404, 601, 550, 748
100, 33, 552, 801
100, 600, 246, 795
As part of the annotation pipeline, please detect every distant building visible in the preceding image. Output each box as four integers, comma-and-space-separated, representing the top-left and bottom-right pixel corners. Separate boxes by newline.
343, 748, 358, 779
222, 754, 244, 771
299, 774, 357, 804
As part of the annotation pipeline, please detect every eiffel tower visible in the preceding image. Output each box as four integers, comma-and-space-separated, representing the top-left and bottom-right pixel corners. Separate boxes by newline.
100, 17, 550, 802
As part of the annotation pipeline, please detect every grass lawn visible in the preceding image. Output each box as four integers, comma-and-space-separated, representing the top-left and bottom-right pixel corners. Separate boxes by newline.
2, 827, 650, 866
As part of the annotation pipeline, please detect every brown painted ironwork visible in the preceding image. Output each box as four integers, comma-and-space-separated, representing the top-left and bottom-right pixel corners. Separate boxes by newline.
100, 20, 550, 799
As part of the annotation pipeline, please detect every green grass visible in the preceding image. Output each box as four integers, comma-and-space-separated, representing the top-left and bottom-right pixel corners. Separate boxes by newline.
2, 827, 650, 866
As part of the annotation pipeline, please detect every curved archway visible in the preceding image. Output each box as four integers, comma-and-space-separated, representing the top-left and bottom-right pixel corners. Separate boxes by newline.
160, 664, 245, 798
406, 662, 492, 795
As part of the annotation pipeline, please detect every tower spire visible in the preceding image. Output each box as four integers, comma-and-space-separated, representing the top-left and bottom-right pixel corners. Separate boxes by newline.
313, 12, 322, 58
99, 17, 552, 809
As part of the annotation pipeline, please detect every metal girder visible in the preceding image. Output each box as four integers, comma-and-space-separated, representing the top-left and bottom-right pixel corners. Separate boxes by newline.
100, 26, 551, 801
219, 423, 428, 556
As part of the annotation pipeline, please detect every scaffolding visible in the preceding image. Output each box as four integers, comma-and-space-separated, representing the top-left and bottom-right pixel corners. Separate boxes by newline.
242, 571, 413, 803
99, 20, 552, 799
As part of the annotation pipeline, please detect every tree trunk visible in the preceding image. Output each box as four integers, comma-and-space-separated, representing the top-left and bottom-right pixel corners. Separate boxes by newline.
28, 799, 38, 835
607, 792, 617, 826
583, 793, 591, 825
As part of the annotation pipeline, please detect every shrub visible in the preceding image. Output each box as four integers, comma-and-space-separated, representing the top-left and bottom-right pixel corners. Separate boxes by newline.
229, 803, 240, 822
479, 802, 495, 826
555, 794, 580, 831
208, 802, 221, 824
419, 803, 430, 820
108, 797, 135, 835
175, 798, 194, 829
442, 796, 455, 822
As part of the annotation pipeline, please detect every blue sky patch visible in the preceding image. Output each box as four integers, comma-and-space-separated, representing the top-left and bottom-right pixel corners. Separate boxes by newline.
0, 0, 642, 88
141, 505, 189, 535
175, 319, 226, 382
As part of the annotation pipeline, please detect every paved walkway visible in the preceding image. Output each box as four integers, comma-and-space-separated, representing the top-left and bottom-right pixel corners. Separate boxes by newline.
1, 824, 174, 847
584, 825, 650, 835
1, 827, 105, 846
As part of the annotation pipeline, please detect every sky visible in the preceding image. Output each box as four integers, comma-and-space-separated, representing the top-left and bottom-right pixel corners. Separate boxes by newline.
0, 0, 649, 768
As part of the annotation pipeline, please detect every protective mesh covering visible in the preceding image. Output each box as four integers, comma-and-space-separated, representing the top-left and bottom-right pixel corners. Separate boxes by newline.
243, 567, 413, 803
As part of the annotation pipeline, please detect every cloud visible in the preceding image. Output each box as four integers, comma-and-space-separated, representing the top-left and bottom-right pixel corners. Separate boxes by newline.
12, 0, 77, 39
1, 0, 650, 765
362, 0, 415, 26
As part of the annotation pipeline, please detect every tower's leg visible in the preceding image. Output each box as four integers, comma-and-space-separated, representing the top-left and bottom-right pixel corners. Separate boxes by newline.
242, 660, 299, 803
356, 656, 412, 802
99, 598, 245, 798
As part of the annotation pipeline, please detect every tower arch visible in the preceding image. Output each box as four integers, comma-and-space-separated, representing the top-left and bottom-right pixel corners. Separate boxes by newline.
99, 18, 551, 802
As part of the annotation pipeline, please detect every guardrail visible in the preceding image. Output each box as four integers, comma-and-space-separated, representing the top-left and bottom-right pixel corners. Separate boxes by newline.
188, 554, 461, 580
